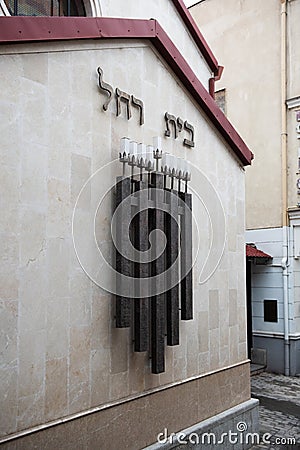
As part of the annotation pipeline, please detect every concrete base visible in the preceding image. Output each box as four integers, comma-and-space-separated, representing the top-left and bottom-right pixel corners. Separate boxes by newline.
145, 399, 259, 450
0, 363, 252, 450
290, 339, 300, 376
251, 348, 267, 366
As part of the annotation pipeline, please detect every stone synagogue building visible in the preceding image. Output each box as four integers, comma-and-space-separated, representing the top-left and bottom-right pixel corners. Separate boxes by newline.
0, 0, 257, 448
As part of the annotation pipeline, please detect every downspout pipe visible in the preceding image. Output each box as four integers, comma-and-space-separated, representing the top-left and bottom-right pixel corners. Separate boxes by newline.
281, 0, 290, 376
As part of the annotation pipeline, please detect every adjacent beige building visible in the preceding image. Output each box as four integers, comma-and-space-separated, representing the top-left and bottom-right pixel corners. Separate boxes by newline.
191, 0, 300, 376
0, 0, 258, 448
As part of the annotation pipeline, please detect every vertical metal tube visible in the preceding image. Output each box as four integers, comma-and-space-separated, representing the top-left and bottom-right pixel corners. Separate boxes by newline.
115, 176, 132, 328
131, 165, 134, 194
166, 188, 179, 346
150, 172, 165, 374
133, 179, 149, 352
281, 0, 288, 228
179, 191, 193, 320
14, 0, 17, 15
281, 0, 290, 376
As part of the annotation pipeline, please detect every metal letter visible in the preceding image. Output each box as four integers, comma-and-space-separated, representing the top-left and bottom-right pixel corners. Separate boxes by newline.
164, 112, 179, 139
116, 88, 131, 120
177, 117, 184, 133
97, 67, 113, 111
183, 121, 195, 148
131, 95, 145, 126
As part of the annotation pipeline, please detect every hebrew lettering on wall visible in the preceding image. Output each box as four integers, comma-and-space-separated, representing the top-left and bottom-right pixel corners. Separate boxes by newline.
96, 70, 196, 149
96, 69, 196, 148
97, 67, 113, 111
131, 95, 145, 126
116, 88, 131, 120
164, 112, 195, 148
97, 67, 144, 126
183, 121, 195, 148
164, 112, 178, 139
177, 117, 184, 133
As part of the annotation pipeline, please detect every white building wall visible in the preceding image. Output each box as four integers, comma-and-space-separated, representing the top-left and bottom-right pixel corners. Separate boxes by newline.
246, 228, 284, 334
246, 227, 298, 337
289, 215, 300, 335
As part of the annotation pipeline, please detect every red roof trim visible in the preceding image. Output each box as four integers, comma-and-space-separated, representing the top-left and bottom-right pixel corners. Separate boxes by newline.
0, 17, 253, 165
246, 245, 272, 259
0, 16, 155, 41
171, 0, 219, 75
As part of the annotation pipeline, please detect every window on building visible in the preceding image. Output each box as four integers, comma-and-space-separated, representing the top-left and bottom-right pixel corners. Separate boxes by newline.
215, 88, 226, 115
4, 0, 86, 16
264, 299, 278, 323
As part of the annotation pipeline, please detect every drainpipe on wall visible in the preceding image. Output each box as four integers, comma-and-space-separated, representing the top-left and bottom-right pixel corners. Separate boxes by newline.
209, 65, 224, 99
281, 0, 290, 376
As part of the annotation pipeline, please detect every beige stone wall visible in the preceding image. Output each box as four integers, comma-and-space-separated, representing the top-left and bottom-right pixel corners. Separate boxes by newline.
191, 0, 283, 230
0, 39, 247, 438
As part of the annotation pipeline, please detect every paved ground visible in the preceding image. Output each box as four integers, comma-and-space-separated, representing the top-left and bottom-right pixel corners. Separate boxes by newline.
250, 372, 300, 449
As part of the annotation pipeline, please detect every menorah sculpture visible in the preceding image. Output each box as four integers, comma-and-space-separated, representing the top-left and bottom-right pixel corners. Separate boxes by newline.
114, 137, 192, 374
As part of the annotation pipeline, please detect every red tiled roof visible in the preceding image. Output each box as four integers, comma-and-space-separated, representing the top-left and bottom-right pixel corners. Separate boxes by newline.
246, 244, 272, 259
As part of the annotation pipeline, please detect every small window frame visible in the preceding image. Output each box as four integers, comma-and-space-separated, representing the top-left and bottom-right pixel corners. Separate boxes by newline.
4, 0, 86, 16
263, 299, 278, 323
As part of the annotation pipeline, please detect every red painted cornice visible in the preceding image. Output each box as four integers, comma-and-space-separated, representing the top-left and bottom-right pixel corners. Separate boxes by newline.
0, 17, 253, 165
